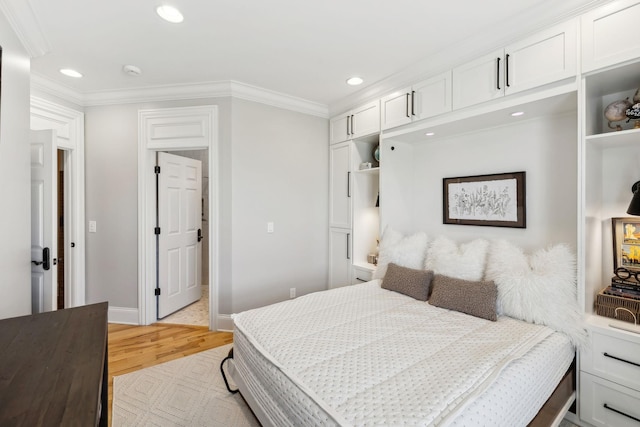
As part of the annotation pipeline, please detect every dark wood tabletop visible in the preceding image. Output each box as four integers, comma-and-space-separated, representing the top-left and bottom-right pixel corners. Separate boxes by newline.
0, 302, 108, 427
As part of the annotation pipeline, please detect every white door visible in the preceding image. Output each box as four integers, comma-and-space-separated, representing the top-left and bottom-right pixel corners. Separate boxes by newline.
157, 152, 202, 319
30, 130, 57, 314
351, 100, 380, 139
381, 87, 412, 131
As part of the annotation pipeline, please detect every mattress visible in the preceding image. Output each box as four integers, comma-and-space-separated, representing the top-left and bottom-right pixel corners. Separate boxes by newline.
232, 281, 574, 427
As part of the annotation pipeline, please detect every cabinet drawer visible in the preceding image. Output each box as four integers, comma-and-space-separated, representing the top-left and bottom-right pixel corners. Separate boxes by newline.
352, 266, 373, 284
580, 372, 640, 426
581, 329, 640, 391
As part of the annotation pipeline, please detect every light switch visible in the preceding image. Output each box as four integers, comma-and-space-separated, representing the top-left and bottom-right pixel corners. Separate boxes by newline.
89, 220, 96, 233
267, 222, 274, 233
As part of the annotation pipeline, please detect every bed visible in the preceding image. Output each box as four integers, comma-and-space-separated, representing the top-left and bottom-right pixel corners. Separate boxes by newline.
228, 234, 585, 426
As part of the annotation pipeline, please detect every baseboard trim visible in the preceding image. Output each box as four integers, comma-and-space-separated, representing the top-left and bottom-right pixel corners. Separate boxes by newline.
217, 314, 234, 332
108, 306, 140, 325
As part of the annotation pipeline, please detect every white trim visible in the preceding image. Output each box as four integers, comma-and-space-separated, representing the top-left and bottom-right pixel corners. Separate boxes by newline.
0, 0, 51, 57
108, 306, 140, 325
138, 106, 220, 330
30, 96, 86, 309
30, 74, 329, 118
217, 314, 234, 332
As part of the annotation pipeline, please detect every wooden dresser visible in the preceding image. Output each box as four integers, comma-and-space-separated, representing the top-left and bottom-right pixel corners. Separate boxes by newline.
0, 302, 108, 426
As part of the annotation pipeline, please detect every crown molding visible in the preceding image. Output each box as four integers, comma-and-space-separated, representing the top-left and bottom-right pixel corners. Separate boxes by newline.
0, 0, 50, 57
30, 73, 329, 118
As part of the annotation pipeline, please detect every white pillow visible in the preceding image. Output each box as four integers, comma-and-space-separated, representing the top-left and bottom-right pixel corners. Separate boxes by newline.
425, 236, 489, 281
485, 240, 587, 348
372, 227, 429, 280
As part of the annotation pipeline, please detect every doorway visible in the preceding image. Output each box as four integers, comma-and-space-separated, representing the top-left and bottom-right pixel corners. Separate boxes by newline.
138, 105, 218, 329
155, 150, 208, 326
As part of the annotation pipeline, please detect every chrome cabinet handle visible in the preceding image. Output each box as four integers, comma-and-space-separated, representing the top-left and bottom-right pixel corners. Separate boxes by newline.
411, 90, 416, 116
347, 171, 351, 198
350, 115, 355, 135
346, 233, 351, 260
406, 93, 410, 118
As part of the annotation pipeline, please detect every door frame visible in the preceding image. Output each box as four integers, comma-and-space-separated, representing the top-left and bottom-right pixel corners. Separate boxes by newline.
30, 97, 86, 308
138, 106, 219, 329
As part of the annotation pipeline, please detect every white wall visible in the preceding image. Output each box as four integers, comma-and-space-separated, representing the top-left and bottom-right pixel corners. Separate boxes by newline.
0, 11, 32, 319
382, 112, 578, 251
231, 98, 328, 313
84, 97, 328, 317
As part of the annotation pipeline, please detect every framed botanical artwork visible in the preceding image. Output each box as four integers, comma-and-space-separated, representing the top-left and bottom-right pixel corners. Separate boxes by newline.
611, 217, 640, 273
443, 171, 526, 228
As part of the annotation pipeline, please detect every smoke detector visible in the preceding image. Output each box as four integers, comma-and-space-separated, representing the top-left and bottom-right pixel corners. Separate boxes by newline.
123, 65, 142, 76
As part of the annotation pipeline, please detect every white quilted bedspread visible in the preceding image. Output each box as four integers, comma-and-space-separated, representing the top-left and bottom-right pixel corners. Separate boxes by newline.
233, 281, 555, 426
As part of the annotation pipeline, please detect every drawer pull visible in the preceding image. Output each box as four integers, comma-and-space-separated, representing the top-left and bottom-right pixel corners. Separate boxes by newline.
603, 352, 640, 368
603, 403, 640, 423
355, 277, 367, 282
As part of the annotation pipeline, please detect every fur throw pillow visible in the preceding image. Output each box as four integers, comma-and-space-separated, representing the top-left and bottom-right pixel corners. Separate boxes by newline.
373, 227, 429, 280
425, 236, 489, 281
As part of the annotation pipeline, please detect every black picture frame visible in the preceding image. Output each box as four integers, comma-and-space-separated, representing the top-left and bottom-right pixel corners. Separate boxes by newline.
611, 217, 640, 272
443, 171, 526, 228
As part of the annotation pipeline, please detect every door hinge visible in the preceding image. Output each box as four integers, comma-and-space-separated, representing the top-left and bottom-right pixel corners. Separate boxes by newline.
154, 166, 161, 174
154, 227, 161, 235
155, 288, 161, 296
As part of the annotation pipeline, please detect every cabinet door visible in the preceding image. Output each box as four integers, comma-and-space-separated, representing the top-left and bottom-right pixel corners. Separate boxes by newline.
381, 88, 412, 131
351, 100, 380, 139
505, 20, 577, 95
413, 71, 452, 121
452, 49, 504, 110
329, 142, 351, 229
582, 0, 640, 73
329, 228, 352, 288
329, 113, 350, 144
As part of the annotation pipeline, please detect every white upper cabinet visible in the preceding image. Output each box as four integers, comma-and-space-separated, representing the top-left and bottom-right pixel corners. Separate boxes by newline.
582, 0, 640, 73
453, 20, 577, 109
329, 100, 380, 144
381, 71, 452, 130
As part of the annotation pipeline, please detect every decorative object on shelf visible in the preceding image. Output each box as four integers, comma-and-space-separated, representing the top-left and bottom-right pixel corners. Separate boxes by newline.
596, 289, 640, 325
443, 171, 526, 228
359, 162, 372, 170
633, 88, 640, 103
367, 253, 378, 265
604, 97, 633, 130
628, 181, 640, 215
611, 217, 640, 274
373, 145, 380, 163
626, 103, 640, 128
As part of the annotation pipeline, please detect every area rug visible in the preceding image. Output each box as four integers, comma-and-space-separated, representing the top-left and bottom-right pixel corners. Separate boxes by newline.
112, 344, 260, 426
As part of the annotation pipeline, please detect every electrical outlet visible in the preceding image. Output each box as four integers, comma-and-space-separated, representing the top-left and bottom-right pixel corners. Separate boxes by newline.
89, 220, 97, 233
289, 288, 296, 299
267, 222, 274, 233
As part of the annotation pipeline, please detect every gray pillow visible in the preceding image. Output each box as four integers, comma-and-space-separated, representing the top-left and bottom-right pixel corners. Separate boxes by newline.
381, 263, 433, 301
429, 275, 498, 321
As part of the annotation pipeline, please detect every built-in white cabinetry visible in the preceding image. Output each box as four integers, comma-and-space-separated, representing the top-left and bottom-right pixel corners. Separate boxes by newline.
578, 52, 640, 426
329, 141, 352, 229
329, 228, 352, 288
452, 20, 577, 110
329, 100, 380, 144
380, 71, 452, 130
328, 137, 379, 289
582, 0, 640, 74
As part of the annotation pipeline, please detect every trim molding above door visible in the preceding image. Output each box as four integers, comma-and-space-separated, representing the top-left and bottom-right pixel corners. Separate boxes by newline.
138, 105, 219, 330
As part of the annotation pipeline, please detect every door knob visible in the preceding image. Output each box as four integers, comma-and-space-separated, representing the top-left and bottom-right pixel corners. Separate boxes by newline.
197, 228, 203, 242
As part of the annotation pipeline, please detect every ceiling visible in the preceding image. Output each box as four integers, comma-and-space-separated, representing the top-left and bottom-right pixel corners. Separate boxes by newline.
19, 0, 605, 109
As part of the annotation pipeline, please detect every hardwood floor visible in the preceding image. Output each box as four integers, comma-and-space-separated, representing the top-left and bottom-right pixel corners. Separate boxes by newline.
107, 323, 233, 425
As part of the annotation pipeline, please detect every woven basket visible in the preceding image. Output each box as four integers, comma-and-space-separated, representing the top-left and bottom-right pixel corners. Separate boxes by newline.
596, 290, 640, 324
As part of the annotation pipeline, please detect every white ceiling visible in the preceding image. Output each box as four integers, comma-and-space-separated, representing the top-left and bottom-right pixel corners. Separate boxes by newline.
19, 0, 605, 109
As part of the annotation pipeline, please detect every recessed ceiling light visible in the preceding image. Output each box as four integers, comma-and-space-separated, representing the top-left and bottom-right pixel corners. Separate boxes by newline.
425, 132, 435, 136
60, 68, 83, 78
123, 64, 142, 76
156, 5, 184, 23
511, 111, 525, 117
346, 76, 363, 86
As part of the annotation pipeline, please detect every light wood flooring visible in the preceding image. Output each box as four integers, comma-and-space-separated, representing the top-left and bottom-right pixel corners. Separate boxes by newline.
107, 323, 233, 425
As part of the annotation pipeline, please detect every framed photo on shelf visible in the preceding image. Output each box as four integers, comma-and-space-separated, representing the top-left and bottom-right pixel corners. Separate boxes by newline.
443, 171, 526, 228
612, 217, 640, 272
